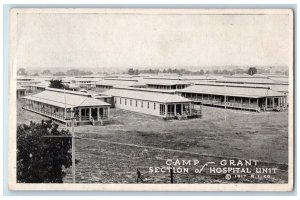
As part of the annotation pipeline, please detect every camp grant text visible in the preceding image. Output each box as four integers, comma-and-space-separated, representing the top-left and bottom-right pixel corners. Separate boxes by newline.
148, 159, 278, 175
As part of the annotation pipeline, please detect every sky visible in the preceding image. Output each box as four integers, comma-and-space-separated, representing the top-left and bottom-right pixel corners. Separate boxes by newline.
14, 11, 291, 71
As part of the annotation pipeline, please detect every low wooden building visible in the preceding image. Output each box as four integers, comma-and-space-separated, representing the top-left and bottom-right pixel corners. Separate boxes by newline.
22, 88, 110, 125
179, 85, 287, 112
95, 79, 142, 91
217, 76, 289, 85
22, 82, 49, 94
102, 88, 201, 119
94, 94, 114, 107
144, 79, 190, 90
17, 87, 26, 99
114, 86, 177, 94
74, 78, 97, 90
17, 77, 41, 86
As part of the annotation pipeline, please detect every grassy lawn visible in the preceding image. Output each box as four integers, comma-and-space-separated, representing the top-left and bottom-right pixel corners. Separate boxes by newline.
17, 100, 289, 183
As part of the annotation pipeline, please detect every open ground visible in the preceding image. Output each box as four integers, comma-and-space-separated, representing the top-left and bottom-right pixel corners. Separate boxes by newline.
17, 100, 289, 183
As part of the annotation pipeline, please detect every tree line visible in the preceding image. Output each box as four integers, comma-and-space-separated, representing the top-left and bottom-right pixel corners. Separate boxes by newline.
17, 66, 288, 77
17, 68, 94, 76
128, 67, 261, 76
128, 67, 289, 76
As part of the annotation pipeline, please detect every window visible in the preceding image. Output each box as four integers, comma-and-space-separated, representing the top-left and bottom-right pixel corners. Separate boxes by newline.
120, 98, 122, 104
125, 99, 127, 105
136, 100, 138, 107
130, 99, 132, 106
147, 102, 150, 109
154, 103, 156, 110
160, 104, 166, 115
141, 101, 143, 108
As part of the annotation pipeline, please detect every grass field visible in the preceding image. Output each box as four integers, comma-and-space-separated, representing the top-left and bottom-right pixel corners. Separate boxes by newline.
17, 100, 289, 183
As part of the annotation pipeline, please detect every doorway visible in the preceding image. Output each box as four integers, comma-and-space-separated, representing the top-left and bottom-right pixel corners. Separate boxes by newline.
91, 108, 98, 120
176, 104, 182, 115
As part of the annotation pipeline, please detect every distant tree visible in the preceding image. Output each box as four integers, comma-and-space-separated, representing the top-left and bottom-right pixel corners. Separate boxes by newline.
41, 70, 52, 75
32, 72, 39, 76
17, 120, 72, 183
199, 69, 204, 75
66, 69, 80, 76
84, 71, 93, 75
53, 72, 66, 76
232, 68, 247, 75
128, 68, 135, 75
134, 69, 140, 75
222, 70, 230, 75
17, 68, 27, 76
49, 80, 65, 89
247, 67, 257, 76
213, 69, 220, 74
66, 69, 93, 76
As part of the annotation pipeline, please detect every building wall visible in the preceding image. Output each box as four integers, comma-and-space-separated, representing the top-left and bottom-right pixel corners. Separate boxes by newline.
23, 98, 110, 123
17, 90, 26, 98
181, 92, 287, 112
96, 96, 114, 108
113, 96, 164, 117
24, 99, 67, 120
146, 84, 189, 90
94, 85, 113, 92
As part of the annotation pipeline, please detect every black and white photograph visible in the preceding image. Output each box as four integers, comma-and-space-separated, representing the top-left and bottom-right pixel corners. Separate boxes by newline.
8, 8, 294, 191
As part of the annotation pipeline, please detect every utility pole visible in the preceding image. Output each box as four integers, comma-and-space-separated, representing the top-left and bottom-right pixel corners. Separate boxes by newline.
71, 111, 76, 183
170, 169, 174, 184
64, 88, 67, 126
224, 95, 227, 121
224, 84, 227, 121
63, 88, 76, 183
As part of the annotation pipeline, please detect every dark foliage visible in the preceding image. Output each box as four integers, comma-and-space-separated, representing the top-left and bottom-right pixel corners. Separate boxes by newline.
49, 79, 65, 89
127, 67, 248, 75
17, 120, 72, 183
128, 68, 140, 75
247, 67, 258, 76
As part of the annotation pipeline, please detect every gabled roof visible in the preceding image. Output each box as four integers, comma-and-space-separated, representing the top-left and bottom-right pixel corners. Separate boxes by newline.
17, 87, 26, 90
194, 82, 289, 93
179, 85, 286, 98
102, 89, 192, 103
23, 90, 110, 109
218, 77, 288, 85
114, 86, 177, 94
144, 79, 190, 86
95, 79, 139, 87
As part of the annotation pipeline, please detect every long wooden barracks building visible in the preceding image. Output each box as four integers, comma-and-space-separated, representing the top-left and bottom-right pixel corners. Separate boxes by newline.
22, 88, 110, 125
178, 85, 287, 112
103, 88, 201, 119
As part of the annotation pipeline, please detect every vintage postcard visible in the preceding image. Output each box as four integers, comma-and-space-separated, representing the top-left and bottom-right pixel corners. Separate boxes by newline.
8, 8, 294, 191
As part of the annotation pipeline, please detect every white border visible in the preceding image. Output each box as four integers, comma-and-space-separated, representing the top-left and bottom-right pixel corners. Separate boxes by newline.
7, 8, 294, 192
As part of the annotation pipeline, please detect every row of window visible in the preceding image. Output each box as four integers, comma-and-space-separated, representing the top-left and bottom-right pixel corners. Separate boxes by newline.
116, 98, 158, 110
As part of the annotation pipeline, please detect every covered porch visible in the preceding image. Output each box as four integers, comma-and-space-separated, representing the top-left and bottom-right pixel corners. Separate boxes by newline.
22, 89, 111, 126
181, 92, 287, 112
74, 106, 109, 125
160, 102, 202, 119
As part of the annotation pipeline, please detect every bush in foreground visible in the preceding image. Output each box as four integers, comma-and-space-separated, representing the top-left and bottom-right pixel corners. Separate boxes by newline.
17, 120, 72, 183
